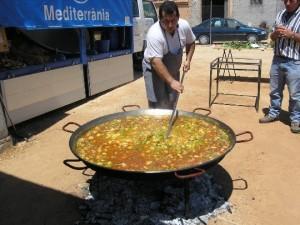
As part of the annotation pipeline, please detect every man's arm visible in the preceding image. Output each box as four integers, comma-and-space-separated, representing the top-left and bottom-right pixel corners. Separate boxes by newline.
270, 29, 280, 41
292, 32, 300, 43
271, 25, 300, 43
151, 57, 183, 93
286, 30, 300, 43
183, 41, 195, 72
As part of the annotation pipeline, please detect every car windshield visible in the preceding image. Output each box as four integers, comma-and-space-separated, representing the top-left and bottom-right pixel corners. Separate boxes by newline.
143, 0, 158, 22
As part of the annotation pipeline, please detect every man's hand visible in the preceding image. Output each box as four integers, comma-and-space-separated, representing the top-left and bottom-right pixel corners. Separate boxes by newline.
151, 58, 184, 93
183, 60, 191, 72
272, 25, 284, 39
170, 79, 184, 93
275, 25, 294, 39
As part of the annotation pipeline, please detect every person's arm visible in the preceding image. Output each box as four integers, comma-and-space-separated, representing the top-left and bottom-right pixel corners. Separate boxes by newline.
270, 29, 281, 41
181, 19, 196, 72
282, 29, 300, 43
151, 57, 183, 93
292, 32, 300, 43
272, 25, 300, 43
183, 41, 195, 72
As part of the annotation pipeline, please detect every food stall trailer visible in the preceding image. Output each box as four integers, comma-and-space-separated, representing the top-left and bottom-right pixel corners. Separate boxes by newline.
0, 0, 133, 147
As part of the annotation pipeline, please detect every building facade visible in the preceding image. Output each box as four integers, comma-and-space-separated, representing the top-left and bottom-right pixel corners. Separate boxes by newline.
230, 0, 284, 28
153, 0, 284, 28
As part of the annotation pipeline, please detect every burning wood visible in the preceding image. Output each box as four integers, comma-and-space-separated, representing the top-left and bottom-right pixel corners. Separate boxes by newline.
76, 173, 231, 225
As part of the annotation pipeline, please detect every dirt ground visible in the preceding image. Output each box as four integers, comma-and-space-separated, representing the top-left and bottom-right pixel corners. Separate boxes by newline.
0, 45, 299, 225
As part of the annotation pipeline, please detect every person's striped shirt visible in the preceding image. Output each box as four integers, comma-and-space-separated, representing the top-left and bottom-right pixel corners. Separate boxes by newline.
274, 7, 300, 60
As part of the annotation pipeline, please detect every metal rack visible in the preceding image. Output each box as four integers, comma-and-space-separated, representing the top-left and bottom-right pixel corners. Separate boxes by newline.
209, 49, 262, 111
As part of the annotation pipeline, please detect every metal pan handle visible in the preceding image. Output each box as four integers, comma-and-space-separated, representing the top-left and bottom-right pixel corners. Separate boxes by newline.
62, 122, 81, 133
122, 104, 141, 112
63, 159, 87, 170
235, 131, 253, 143
232, 178, 248, 190
174, 168, 206, 179
193, 107, 211, 116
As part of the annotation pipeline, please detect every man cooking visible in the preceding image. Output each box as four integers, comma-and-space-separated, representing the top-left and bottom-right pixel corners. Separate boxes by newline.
142, 0, 196, 109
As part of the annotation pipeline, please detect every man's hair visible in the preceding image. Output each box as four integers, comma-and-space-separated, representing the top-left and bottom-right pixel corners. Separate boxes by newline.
159, 1, 180, 20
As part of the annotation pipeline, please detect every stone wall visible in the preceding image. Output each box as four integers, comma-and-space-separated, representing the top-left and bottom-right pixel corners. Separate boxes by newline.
231, 0, 284, 28
188, 0, 202, 27
153, 0, 285, 29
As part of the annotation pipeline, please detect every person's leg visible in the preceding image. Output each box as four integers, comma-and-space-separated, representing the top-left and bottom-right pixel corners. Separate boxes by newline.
148, 99, 171, 109
148, 101, 157, 108
285, 60, 300, 133
260, 57, 285, 123
268, 58, 286, 117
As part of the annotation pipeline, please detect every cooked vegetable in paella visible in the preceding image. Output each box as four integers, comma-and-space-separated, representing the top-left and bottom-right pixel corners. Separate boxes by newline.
75, 115, 231, 171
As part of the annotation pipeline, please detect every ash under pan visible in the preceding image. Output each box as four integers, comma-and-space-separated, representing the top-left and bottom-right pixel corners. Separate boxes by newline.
76, 173, 232, 225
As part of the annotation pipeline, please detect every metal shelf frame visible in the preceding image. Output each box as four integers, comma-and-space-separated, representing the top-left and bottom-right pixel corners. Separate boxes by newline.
209, 49, 262, 112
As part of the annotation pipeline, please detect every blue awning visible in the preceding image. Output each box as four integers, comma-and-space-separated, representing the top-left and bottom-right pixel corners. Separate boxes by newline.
0, 0, 132, 29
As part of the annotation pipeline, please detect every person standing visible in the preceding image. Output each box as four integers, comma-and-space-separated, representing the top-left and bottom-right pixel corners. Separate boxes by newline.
142, 0, 195, 109
259, 0, 300, 133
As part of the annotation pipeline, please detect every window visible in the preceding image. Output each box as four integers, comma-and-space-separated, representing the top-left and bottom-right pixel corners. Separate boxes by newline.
250, 0, 263, 4
143, 0, 158, 22
226, 19, 239, 28
133, 0, 139, 17
212, 19, 223, 28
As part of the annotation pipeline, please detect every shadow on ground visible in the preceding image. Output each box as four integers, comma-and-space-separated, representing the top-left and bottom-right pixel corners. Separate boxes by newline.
218, 75, 270, 83
0, 172, 84, 225
262, 107, 290, 126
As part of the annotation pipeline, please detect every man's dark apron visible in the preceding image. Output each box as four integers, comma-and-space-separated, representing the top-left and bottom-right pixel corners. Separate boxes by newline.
143, 28, 183, 109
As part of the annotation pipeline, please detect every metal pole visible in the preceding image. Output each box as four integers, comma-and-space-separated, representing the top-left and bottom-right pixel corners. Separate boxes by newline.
209, 0, 212, 45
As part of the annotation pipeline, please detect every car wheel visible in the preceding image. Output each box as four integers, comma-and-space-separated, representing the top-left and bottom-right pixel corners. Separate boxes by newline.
198, 35, 209, 45
247, 34, 258, 43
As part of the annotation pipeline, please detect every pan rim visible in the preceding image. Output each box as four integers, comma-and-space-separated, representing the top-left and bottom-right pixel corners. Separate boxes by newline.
68, 109, 236, 174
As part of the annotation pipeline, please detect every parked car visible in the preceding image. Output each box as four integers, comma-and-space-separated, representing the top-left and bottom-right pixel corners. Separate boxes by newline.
192, 17, 268, 45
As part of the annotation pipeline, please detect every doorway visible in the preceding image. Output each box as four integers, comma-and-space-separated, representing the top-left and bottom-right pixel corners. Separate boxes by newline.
202, 0, 225, 21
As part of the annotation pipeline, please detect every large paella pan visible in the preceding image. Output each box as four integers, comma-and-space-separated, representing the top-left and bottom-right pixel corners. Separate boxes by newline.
63, 106, 252, 178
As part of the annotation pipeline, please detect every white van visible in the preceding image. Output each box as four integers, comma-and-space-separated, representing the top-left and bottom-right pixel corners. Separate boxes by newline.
132, 0, 158, 64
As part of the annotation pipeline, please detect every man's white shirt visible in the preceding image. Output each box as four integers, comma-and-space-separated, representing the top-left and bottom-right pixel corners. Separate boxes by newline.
144, 18, 196, 64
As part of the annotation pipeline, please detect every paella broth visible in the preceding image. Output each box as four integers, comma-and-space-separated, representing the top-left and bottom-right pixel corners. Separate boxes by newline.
75, 116, 231, 171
